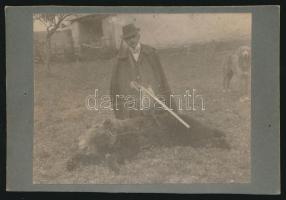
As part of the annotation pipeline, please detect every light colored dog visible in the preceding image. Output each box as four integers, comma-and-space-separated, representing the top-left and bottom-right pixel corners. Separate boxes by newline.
223, 45, 251, 102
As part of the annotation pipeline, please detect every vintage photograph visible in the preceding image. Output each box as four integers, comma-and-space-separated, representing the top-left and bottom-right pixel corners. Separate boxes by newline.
33, 13, 251, 184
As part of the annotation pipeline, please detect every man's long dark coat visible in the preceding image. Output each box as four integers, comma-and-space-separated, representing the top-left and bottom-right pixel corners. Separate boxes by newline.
110, 44, 176, 119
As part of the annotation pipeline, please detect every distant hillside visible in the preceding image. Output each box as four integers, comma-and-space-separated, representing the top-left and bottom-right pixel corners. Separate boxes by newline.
113, 13, 251, 48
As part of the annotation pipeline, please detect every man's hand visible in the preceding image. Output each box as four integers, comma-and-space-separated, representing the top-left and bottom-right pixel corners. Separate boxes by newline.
147, 85, 155, 95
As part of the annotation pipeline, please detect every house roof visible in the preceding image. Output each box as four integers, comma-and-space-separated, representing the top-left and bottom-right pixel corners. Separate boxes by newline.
68, 14, 114, 23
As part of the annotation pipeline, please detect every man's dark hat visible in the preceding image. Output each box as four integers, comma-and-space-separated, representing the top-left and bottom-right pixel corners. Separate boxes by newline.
122, 23, 140, 39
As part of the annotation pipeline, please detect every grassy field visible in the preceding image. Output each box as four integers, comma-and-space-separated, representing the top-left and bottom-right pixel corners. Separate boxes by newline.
33, 43, 250, 184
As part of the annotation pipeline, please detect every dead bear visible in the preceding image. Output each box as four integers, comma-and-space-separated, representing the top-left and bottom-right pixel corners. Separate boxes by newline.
66, 113, 230, 172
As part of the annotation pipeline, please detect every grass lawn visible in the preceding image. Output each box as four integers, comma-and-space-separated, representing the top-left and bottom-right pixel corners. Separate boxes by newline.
33, 44, 250, 184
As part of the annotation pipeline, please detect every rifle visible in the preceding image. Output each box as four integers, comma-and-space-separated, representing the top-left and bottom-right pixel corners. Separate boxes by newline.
130, 81, 190, 129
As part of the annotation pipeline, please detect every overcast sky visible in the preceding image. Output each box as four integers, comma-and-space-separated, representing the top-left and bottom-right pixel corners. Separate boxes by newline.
34, 13, 251, 44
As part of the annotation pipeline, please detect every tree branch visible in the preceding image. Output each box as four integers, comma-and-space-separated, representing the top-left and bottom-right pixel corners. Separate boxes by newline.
47, 14, 72, 37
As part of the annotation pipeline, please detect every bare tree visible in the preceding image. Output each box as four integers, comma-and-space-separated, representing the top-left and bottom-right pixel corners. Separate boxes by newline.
34, 14, 72, 71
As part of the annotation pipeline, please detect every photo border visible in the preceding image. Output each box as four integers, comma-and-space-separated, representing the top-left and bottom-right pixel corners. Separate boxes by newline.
6, 6, 280, 194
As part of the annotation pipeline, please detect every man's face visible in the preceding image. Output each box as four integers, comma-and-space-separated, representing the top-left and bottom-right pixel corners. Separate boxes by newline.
124, 32, 140, 49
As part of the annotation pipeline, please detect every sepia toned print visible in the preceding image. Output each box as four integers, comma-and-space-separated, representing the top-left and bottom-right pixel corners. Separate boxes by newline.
33, 13, 251, 184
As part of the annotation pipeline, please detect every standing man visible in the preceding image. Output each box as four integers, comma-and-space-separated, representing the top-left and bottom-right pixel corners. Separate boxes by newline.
110, 23, 176, 119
